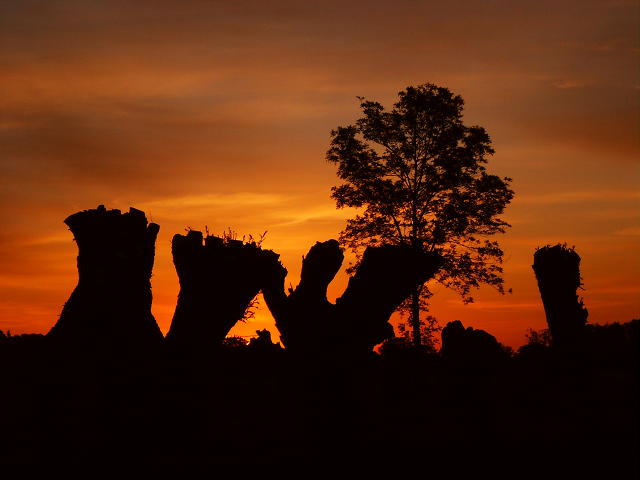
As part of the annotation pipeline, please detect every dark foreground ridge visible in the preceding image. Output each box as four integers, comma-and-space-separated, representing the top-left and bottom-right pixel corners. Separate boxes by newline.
0, 206, 637, 476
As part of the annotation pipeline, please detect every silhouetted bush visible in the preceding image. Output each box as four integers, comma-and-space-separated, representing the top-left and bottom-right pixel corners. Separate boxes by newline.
441, 320, 510, 371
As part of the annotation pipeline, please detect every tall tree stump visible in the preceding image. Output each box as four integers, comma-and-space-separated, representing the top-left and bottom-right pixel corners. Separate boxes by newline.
48, 205, 163, 354
532, 244, 588, 347
166, 230, 279, 350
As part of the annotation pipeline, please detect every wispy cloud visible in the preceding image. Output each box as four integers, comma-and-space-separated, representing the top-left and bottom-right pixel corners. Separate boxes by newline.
613, 226, 640, 236
447, 300, 542, 311
516, 190, 640, 205
139, 192, 288, 210
136, 192, 352, 228
271, 206, 353, 227
21, 234, 72, 246
552, 79, 590, 89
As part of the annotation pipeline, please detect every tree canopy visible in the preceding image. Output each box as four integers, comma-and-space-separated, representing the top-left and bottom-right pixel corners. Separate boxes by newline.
327, 83, 514, 344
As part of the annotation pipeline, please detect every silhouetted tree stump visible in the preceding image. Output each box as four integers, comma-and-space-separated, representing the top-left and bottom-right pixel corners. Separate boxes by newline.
532, 244, 588, 347
262, 240, 442, 356
166, 230, 279, 350
336, 244, 442, 351
47, 205, 163, 354
261, 240, 342, 354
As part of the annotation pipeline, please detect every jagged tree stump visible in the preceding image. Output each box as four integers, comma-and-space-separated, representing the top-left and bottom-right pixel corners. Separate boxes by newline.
336, 244, 442, 351
262, 240, 442, 355
166, 230, 280, 350
532, 244, 588, 347
48, 205, 163, 353
261, 240, 343, 352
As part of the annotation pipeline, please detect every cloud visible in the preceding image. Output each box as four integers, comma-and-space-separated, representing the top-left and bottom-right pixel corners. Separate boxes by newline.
447, 300, 542, 311
552, 80, 590, 89
613, 226, 640, 236
140, 192, 288, 210
517, 190, 640, 205
136, 192, 353, 231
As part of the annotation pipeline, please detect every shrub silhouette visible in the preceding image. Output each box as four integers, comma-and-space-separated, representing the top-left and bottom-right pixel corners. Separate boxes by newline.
440, 320, 507, 369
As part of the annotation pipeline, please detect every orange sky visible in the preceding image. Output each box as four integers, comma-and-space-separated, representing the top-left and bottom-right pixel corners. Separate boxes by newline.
1, 0, 638, 348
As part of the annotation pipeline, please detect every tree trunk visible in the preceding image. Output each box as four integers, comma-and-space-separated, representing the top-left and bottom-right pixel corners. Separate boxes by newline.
410, 287, 421, 346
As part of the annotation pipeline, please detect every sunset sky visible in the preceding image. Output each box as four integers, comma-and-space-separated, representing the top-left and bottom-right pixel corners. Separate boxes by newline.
1, 0, 638, 348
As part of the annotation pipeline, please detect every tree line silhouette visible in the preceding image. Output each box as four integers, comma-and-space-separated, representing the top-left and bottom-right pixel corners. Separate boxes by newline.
0, 204, 637, 476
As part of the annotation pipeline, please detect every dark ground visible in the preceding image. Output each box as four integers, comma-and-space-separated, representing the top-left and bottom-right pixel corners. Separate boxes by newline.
0, 323, 637, 477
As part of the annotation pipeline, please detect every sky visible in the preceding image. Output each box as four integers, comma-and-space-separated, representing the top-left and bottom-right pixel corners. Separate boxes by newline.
0, 0, 638, 348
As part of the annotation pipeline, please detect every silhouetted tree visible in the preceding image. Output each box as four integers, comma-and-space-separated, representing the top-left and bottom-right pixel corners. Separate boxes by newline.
327, 84, 514, 346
